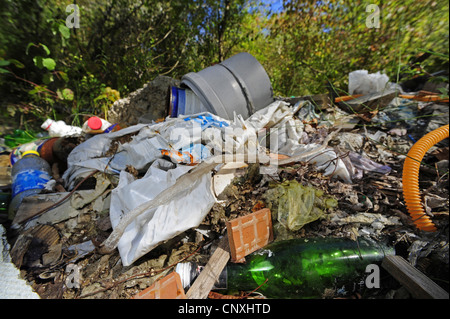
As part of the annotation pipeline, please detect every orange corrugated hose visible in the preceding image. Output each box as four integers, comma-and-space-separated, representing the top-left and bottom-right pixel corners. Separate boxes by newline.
402, 124, 449, 232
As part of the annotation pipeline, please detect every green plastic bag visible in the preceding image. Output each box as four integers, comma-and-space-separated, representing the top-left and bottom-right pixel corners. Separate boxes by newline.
263, 180, 337, 231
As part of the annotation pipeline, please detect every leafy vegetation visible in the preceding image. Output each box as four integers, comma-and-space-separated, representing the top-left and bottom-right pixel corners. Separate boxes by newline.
1, 0, 448, 131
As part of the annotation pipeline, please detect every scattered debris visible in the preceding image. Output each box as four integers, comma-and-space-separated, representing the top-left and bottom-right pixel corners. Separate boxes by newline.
0, 54, 448, 299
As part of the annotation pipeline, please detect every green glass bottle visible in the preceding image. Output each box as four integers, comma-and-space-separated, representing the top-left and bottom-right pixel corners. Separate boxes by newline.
177, 237, 394, 299
225, 237, 394, 298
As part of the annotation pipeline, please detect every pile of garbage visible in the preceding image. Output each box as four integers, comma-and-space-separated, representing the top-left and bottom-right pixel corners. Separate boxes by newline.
0, 53, 448, 299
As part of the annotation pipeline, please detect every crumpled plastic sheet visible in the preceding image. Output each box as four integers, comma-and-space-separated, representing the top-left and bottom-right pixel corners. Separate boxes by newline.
340, 151, 392, 180
263, 180, 338, 231
110, 159, 216, 266
294, 100, 321, 123
64, 101, 351, 188
348, 70, 389, 95
62, 113, 229, 189
371, 97, 419, 129
65, 100, 379, 265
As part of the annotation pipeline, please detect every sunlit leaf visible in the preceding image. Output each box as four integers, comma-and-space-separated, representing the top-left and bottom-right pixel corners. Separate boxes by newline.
33, 56, 44, 69
42, 58, 56, 71
62, 88, 74, 100
59, 24, 70, 39
40, 44, 51, 56
8, 59, 25, 68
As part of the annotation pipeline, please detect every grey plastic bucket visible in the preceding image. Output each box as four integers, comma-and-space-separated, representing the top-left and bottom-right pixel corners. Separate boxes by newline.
181, 52, 273, 120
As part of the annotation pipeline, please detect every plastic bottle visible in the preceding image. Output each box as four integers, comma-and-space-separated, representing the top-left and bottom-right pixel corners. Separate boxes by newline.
41, 119, 82, 137
177, 237, 395, 299
9, 139, 47, 166
82, 116, 117, 134
8, 150, 52, 220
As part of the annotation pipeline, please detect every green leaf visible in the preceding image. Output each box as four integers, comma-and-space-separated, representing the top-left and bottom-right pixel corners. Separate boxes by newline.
418, 49, 449, 60
28, 88, 38, 95
26, 42, 36, 55
62, 88, 74, 101
42, 58, 56, 71
437, 86, 446, 93
33, 56, 44, 69
40, 44, 51, 56
8, 59, 25, 68
58, 71, 69, 82
43, 73, 54, 84
0, 60, 10, 66
59, 24, 70, 39
0, 68, 11, 74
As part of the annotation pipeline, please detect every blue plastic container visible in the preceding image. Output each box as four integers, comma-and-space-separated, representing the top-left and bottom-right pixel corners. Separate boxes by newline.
169, 87, 209, 117
8, 150, 52, 220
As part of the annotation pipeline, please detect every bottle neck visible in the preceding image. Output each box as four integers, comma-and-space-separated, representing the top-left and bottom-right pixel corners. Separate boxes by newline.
44, 121, 53, 131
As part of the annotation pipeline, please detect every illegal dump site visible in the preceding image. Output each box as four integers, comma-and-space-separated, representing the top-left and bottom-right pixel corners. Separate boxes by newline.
1, 52, 449, 300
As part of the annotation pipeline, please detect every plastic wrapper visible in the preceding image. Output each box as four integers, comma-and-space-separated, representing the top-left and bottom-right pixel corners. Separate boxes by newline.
348, 70, 389, 95
109, 159, 216, 266
62, 113, 228, 189
340, 151, 391, 181
371, 97, 419, 129
263, 180, 338, 231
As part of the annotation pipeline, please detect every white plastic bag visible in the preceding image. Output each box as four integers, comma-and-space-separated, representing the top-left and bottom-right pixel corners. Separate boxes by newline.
348, 70, 389, 95
242, 100, 351, 182
109, 159, 216, 266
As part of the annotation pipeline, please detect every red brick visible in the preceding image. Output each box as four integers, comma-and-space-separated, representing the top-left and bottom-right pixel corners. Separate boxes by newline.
133, 272, 186, 299
226, 208, 273, 262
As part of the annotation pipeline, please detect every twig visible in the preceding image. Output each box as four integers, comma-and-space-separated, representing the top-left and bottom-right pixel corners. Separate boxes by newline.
159, 59, 180, 76
240, 278, 269, 299
7, 69, 59, 98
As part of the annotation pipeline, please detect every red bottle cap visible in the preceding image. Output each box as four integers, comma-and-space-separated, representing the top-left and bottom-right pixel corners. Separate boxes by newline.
88, 117, 102, 130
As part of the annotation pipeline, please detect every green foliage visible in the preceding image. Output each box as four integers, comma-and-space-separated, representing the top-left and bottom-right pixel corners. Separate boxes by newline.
0, 0, 448, 131
243, 0, 449, 97
93, 87, 121, 121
